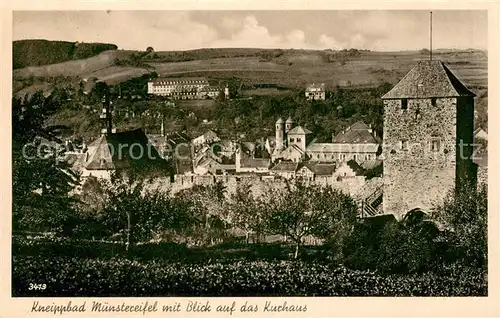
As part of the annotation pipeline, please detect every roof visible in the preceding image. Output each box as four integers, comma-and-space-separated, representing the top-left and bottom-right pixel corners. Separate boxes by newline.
287, 126, 313, 135
270, 161, 299, 172
360, 159, 382, 170
306, 83, 326, 90
276, 117, 284, 124
333, 122, 380, 144
350, 121, 370, 131
382, 60, 476, 99
280, 144, 305, 156
286, 116, 294, 124
474, 127, 488, 140
306, 142, 379, 153
240, 152, 271, 169
85, 129, 166, 171
193, 130, 220, 144
299, 162, 336, 175
345, 160, 365, 175
150, 77, 209, 86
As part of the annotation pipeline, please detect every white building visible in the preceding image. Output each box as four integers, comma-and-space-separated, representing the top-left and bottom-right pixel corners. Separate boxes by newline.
147, 77, 209, 96
305, 83, 326, 100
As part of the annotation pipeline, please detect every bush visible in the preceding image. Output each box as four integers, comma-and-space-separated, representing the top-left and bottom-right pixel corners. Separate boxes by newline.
435, 183, 487, 268
343, 214, 444, 274
12, 254, 486, 296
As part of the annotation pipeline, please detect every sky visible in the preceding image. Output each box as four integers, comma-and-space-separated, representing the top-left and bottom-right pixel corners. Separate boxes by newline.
13, 10, 488, 51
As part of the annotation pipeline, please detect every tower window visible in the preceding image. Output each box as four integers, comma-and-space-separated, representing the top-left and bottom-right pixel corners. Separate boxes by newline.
401, 140, 409, 150
431, 98, 437, 106
431, 139, 441, 152
401, 99, 408, 110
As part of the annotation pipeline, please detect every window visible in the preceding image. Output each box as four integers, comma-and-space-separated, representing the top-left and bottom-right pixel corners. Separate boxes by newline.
401, 99, 408, 110
297, 138, 301, 142
431, 139, 440, 152
290, 138, 295, 142
401, 140, 409, 150
431, 98, 437, 106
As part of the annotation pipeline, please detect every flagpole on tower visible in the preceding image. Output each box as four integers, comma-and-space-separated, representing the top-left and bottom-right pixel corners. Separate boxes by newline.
430, 11, 433, 61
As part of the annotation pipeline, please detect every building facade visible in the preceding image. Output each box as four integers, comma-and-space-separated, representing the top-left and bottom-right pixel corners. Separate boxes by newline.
147, 77, 228, 100
305, 83, 326, 100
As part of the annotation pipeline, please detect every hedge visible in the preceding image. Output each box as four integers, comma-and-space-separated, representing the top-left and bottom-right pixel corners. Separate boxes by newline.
12, 255, 486, 297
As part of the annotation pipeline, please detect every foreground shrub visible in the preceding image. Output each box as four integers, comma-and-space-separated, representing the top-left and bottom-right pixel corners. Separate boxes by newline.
12, 255, 486, 297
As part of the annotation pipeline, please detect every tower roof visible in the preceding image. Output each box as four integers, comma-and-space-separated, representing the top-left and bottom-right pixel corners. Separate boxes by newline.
276, 117, 284, 124
287, 126, 313, 135
382, 60, 476, 99
286, 116, 294, 124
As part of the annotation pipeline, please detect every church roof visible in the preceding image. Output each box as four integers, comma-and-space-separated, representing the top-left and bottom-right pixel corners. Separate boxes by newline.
333, 121, 380, 144
85, 129, 166, 171
287, 126, 313, 135
382, 60, 476, 99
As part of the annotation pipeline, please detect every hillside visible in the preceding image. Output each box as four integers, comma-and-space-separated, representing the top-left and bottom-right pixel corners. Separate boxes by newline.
13, 39, 118, 69
13, 48, 487, 89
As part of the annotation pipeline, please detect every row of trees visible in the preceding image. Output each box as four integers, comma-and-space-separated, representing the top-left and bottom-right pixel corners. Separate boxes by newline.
72, 175, 359, 259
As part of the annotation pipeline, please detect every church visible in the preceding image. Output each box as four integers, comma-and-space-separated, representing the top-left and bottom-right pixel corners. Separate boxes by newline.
270, 117, 381, 166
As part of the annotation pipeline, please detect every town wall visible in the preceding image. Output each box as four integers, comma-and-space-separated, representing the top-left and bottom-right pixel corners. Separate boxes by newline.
144, 174, 367, 199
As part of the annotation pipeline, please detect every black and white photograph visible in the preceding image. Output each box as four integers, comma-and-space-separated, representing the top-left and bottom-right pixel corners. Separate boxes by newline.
8, 7, 492, 302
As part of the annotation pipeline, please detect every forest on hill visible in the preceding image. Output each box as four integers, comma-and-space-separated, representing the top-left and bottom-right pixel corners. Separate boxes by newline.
13, 39, 118, 69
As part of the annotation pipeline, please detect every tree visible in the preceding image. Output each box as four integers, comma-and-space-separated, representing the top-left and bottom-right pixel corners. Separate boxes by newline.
263, 180, 358, 259
175, 181, 229, 245
99, 174, 194, 250
146, 47, 154, 53
435, 183, 487, 267
12, 92, 80, 234
227, 182, 266, 244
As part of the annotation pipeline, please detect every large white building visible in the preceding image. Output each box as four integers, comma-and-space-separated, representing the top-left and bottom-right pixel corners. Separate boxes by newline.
147, 77, 209, 96
147, 77, 228, 100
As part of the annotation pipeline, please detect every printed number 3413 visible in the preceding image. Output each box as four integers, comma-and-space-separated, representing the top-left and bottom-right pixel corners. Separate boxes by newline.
28, 283, 47, 291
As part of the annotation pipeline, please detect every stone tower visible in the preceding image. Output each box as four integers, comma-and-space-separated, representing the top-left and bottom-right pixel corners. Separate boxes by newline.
285, 116, 294, 133
381, 60, 476, 218
275, 117, 285, 151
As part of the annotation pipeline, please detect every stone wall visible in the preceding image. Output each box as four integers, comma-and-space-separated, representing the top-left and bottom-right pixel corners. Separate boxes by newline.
382, 98, 458, 217
144, 174, 367, 200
